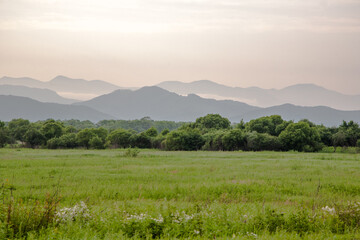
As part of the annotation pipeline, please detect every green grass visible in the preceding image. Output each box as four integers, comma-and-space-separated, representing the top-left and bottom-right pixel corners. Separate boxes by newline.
1, 149, 360, 239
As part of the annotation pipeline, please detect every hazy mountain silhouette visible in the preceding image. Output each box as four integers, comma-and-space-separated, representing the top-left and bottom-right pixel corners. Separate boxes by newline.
157, 80, 360, 111
75, 86, 260, 121
0, 85, 78, 104
0, 76, 122, 100
236, 104, 360, 126
0, 95, 114, 122
75, 86, 360, 125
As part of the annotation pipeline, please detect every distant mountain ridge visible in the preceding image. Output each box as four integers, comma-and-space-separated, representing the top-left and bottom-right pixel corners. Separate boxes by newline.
0, 75, 122, 100
0, 85, 78, 104
1, 75, 360, 125
157, 80, 360, 111
74, 86, 259, 121
0, 95, 114, 122
75, 86, 360, 126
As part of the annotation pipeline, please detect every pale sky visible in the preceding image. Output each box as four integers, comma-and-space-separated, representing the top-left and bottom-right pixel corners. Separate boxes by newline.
0, 0, 360, 94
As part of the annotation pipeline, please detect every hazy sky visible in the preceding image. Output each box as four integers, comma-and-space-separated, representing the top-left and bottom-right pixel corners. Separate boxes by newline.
0, 0, 360, 94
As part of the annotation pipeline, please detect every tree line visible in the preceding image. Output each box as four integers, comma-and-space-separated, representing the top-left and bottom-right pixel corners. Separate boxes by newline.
0, 114, 359, 152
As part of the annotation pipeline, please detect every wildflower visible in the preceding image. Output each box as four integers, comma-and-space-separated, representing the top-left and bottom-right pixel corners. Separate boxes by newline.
55, 201, 91, 223
247, 232, 258, 238
322, 206, 336, 215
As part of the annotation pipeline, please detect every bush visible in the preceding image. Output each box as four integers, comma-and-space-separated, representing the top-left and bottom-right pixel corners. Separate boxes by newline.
124, 148, 140, 157
202, 130, 226, 151
165, 129, 204, 151
130, 133, 151, 149
245, 132, 281, 151
222, 129, 245, 151
279, 122, 321, 152
59, 133, 78, 148
89, 136, 105, 149
47, 137, 62, 149
107, 129, 132, 148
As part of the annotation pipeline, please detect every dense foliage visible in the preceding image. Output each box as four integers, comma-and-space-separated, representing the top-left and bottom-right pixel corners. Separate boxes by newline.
0, 114, 360, 151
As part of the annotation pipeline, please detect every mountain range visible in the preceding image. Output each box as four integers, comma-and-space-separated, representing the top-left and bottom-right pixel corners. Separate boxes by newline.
74, 86, 360, 126
1, 75, 360, 126
0, 85, 78, 104
0, 95, 114, 122
0, 75, 122, 100
74, 86, 259, 121
157, 80, 360, 111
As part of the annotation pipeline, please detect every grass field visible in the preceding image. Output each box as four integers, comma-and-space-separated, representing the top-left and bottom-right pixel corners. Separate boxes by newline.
1, 149, 360, 239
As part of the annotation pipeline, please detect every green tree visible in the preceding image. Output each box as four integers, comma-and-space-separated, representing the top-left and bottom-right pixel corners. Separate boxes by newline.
245, 115, 284, 136
0, 121, 9, 148
59, 133, 78, 148
76, 129, 96, 149
245, 132, 281, 151
41, 119, 64, 140
145, 127, 158, 137
89, 136, 105, 149
130, 132, 152, 149
338, 121, 360, 147
160, 129, 170, 136
24, 127, 46, 148
165, 129, 204, 151
107, 129, 132, 148
202, 130, 226, 151
222, 129, 245, 151
316, 125, 334, 146
279, 122, 321, 152
332, 131, 347, 148
47, 137, 62, 149
8, 118, 30, 142
195, 114, 231, 131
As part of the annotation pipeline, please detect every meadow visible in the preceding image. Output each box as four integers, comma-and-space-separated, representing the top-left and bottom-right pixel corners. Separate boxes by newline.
1, 148, 360, 239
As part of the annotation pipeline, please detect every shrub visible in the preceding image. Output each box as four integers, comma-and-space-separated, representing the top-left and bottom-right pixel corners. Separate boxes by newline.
47, 137, 62, 149
89, 136, 105, 149
222, 129, 245, 151
124, 148, 140, 157
106, 129, 132, 148
130, 133, 152, 149
165, 129, 204, 151
58, 133, 78, 148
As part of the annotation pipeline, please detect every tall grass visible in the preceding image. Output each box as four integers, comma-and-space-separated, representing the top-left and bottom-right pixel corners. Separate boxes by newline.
0, 149, 359, 238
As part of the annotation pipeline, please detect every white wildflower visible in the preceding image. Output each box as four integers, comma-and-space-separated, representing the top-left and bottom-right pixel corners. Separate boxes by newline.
247, 232, 258, 238
55, 201, 91, 223
322, 206, 336, 215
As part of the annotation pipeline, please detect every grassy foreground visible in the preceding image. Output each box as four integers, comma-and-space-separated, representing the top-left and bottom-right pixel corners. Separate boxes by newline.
0, 149, 360, 239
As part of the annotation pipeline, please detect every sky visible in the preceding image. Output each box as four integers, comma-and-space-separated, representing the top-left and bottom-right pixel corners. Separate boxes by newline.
0, 0, 360, 94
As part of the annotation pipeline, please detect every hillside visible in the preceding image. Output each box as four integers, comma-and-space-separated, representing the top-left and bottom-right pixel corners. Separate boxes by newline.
0, 95, 114, 122
157, 80, 360, 111
0, 76, 122, 100
75, 86, 260, 121
0, 85, 78, 104
75, 86, 360, 125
